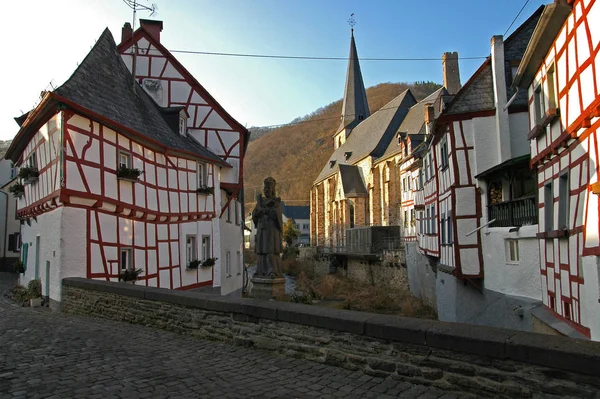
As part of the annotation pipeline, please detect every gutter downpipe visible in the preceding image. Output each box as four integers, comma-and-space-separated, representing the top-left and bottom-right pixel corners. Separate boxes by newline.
503, 88, 520, 112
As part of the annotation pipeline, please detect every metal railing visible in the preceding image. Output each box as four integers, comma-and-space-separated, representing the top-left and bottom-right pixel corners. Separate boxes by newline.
489, 196, 537, 227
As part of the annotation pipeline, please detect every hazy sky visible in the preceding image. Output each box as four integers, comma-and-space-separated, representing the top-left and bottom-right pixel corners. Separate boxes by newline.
1, 0, 546, 140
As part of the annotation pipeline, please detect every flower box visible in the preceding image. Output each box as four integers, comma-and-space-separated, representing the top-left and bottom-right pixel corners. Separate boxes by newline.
18, 166, 39, 184
119, 268, 144, 282
8, 183, 24, 198
591, 182, 600, 195
196, 185, 214, 195
187, 260, 202, 270
201, 257, 217, 268
117, 166, 142, 182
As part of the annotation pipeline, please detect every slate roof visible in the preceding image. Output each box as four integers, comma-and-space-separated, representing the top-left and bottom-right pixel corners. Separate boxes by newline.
339, 164, 368, 197
338, 33, 370, 133
314, 89, 417, 184
0, 141, 12, 159
281, 203, 310, 220
378, 88, 448, 161
444, 7, 543, 116
53, 29, 226, 165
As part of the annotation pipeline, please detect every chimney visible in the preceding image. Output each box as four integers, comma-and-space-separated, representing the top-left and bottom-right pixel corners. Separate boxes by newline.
424, 103, 435, 135
490, 35, 511, 163
140, 19, 163, 42
442, 52, 461, 95
121, 22, 133, 44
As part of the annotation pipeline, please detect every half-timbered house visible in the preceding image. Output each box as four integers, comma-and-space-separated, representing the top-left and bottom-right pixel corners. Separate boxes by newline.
513, 0, 600, 339
6, 26, 248, 308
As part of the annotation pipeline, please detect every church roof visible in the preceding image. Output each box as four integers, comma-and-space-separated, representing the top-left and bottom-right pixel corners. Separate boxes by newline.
314, 89, 416, 184
339, 164, 368, 197
338, 33, 370, 133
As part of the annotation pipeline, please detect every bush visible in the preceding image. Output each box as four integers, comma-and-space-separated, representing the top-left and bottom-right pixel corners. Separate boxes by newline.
282, 246, 299, 261
10, 285, 29, 303
27, 279, 42, 299
14, 260, 25, 274
290, 292, 312, 304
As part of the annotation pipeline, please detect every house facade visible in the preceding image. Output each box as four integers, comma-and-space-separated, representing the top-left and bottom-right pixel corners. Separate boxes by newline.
513, 0, 600, 339
7, 25, 248, 308
0, 142, 21, 272
282, 203, 310, 245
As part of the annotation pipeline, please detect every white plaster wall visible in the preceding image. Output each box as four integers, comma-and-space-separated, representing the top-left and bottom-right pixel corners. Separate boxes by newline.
219, 213, 243, 296
470, 116, 497, 176
508, 112, 530, 159
580, 255, 600, 341
482, 225, 542, 300
212, 173, 222, 288
19, 207, 86, 304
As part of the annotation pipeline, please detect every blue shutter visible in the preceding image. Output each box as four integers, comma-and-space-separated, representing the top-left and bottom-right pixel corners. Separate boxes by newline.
22, 243, 29, 271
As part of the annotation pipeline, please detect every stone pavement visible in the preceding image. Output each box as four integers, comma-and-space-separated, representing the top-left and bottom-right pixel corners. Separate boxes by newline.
0, 273, 462, 399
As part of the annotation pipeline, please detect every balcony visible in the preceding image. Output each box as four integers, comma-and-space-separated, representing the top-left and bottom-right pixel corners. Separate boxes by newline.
489, 196, 537, 227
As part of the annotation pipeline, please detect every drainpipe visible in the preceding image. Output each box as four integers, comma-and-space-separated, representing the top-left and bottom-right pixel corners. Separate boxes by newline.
503, 88, 520, 112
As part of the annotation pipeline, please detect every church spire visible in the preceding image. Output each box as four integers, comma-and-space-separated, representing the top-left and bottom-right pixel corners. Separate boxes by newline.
339, 15, 370, 135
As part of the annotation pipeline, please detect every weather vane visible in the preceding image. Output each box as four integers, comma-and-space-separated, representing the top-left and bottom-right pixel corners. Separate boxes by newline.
348, 13, 356, 34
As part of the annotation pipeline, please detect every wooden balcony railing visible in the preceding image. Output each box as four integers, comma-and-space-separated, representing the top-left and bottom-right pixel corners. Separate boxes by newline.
489, 196, 537, 227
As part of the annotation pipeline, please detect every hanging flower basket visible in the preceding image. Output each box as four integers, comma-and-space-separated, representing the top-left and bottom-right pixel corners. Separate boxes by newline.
187, 260, 202, 270
18, 166, 39, 184
592, 182, 600, 195
8, 183, 24, 198
201, 257, 218, 268
117, 166, 142, 182
119, 268, 144, 282
196, 185, 214, 195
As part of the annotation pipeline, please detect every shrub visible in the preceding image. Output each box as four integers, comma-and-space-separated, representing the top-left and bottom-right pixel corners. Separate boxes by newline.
14, 260, 25, 274
119, 268, 144, 282
290, 292, 312, 304
8, 183, 24, 198
282, 246, 299, 261
201, 257, 217, 268
10, 285, 29, 303
18, 166, 39, 181
27, 279, 42, 299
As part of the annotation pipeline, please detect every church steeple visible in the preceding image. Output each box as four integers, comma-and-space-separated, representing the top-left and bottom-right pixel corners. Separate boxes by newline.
339, 22, 370, 135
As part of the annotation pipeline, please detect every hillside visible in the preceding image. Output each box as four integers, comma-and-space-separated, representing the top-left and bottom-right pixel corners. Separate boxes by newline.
243, 81, 441, 210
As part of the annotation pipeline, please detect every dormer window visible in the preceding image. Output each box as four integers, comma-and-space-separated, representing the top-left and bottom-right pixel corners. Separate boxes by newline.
344, 152, 352, 160
179, 114, 187, 136
330, 160, 336, 168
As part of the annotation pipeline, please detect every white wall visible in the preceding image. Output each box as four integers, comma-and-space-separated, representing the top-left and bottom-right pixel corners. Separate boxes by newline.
219, 198, 243, 295
482, 225, 542, 300
508, 112, 530, 159
467, 116, 497, 176
580, 255, 600, 340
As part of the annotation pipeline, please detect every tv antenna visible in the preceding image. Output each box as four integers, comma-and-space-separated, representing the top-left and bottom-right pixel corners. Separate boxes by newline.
122, 0, 158, 90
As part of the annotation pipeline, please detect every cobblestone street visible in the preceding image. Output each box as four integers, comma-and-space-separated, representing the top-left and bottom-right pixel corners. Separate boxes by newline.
0, 274, 458, 399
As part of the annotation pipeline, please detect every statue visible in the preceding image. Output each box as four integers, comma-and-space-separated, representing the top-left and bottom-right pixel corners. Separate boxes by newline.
252, 177, 283, 277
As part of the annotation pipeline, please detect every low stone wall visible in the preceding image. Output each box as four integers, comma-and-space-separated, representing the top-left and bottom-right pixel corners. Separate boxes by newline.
345, 259, 408, 290
62, 278, 600, 398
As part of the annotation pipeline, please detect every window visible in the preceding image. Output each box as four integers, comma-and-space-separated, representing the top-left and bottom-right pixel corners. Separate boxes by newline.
119, 152, 131, 169
447, 213, 453, 244
235, 201, 240, 225
303, 223, 309, 230
237, 251, 242, 275
28, 152, 37, 169
186, 235, 197, 267
440, 137, 449, 170
403, 178, 407, 192
510, 60, 520, 84
431, 206, 436, 235
506, 239, 519, 263
544, 182, 553, 232
425, 207, 430, 234
226, 201, 232, 223
411, 209, 415, 226
441, 212, 446, 243
418, 169, 423, 189
563, 301, 571, 320
120, 248, 132, 272
534, 84, 545, 124
179, 115, 187, 136
549, 293, 556, 310
197, 162, 206, 187
404, 210, 409, 227
225, 251, 231, 277
10, 162, 16, 179
547, 65, 557, 109
424, 158, 429, 181
429, 153, 434, 180
558, 173, 569, 230
8, 233, 21, 252
201, 236, 211, 260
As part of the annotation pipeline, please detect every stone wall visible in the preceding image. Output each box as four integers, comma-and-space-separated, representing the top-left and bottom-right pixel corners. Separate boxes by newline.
405, 242, 438, 310
62, 278, 600, 398
344, 259, 408, 290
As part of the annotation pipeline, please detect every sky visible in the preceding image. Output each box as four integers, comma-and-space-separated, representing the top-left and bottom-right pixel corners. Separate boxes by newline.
1, 0, 547, 140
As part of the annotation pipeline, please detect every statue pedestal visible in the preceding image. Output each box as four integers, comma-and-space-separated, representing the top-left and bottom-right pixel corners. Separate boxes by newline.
249, 277, 286, 300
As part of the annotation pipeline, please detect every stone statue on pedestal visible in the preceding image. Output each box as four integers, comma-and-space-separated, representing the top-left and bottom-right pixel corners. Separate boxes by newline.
251, 177, 283, 278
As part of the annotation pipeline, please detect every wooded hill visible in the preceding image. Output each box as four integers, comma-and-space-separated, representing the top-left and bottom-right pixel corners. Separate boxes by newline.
243, 81, 441, 211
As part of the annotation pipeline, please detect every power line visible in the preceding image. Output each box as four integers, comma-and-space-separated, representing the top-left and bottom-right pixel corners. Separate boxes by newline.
504, 0, 531, 37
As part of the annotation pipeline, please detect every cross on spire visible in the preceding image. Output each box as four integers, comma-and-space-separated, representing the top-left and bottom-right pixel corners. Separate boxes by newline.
348, 13, 355, 35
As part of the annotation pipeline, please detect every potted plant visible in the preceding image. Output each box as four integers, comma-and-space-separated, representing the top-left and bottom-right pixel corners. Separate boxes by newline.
187, 259, 202, 270
8, 183, 25, 198
201, 257, 218, 268
18, 166, 39, 184
14, 260, 25, 274
118, 268, 144, 283
27, 279, 42, 308
196, 185, 214, 195
116, 165, 143, 182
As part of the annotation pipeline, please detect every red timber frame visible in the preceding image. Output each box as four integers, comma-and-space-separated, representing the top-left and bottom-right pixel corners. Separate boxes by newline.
527, 0, 599, 337
117, 25, 248, 217
418, 143, 440, 258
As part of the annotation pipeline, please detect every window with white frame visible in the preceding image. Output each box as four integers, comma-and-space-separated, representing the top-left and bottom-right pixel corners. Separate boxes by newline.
440, 137, 449, 170
441, 212, 446, 244
544, 182, 553, 232
429, 153, 434, 179
186, 235, 197, 266
119, 151, 131, 169
447, 213, 453, 244
225, 251, 231, 277
201, 236, 211, 260
404, 210, 409, 227
506, 239, 519, 264
425, 207, 430, 234
431, 205, 436, 235
120, 248, 133, 272
534, 84, 545, 125
10, 162, 16, 179
547, 64, 557, 110
423, 158, 429, 181
197, 162, 206, 187
237, 251, 242, 275
179, 115, 187, 136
